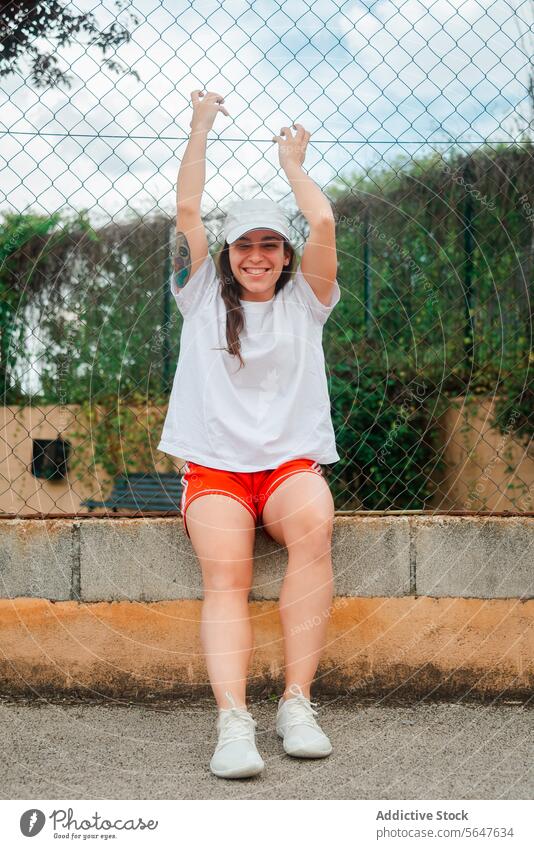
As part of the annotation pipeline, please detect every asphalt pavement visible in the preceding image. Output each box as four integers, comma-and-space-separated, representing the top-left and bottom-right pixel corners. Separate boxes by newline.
1, 694, 532, 799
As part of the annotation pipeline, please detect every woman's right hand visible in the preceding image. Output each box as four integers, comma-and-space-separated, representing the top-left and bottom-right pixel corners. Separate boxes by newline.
190, 90, 229, 132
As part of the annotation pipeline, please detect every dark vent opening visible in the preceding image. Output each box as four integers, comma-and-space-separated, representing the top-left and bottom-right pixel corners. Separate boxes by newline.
31, 439, 70, 481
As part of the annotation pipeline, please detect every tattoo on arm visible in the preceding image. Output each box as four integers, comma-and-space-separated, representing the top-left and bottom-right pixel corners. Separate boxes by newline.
174, 231, 191, 288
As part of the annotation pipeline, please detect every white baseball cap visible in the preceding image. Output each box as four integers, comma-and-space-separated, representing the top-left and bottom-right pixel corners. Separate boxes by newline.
223, 198, 291, 245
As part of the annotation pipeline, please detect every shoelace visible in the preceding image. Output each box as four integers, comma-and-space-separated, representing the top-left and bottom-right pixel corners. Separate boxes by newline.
280, 684, 321, 730
216, 690, 257, 749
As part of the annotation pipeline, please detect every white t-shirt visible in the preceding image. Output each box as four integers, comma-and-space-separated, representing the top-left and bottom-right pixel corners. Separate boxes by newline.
157, 254, 341, 472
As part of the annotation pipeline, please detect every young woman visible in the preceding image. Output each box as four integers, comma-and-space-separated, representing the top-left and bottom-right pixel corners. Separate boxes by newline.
157, 90, 340, 779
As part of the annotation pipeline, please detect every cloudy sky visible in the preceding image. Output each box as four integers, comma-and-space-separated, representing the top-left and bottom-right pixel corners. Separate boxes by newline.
0, 0, 532, 226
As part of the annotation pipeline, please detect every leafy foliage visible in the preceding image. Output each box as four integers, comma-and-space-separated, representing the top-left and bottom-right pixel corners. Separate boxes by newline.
0, 0, 139, 88
0, 210, 91, 400
325, 352, 444, 510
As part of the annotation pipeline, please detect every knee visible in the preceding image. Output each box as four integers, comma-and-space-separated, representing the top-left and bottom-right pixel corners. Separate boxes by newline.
285, 508, 334, 553
201, 558, 253, 594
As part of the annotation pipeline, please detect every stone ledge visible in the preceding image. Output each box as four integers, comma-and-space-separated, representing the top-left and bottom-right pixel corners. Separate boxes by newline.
412, 515, 534, 598
0, 515, 532, 601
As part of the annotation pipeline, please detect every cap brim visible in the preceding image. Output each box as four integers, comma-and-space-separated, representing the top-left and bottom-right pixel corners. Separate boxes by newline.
226, 223, 289, 244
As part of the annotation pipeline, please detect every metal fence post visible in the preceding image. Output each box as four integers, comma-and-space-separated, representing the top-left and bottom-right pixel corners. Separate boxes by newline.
462, 158, 475, 372
363, 206, 372, 337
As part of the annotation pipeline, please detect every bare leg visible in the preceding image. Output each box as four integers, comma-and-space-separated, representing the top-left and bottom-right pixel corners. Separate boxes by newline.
186, 494, 256, 709
261, 473, 335, 700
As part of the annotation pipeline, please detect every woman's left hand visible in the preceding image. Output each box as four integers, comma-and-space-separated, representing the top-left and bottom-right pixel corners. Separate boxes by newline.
272, 123, 310, 170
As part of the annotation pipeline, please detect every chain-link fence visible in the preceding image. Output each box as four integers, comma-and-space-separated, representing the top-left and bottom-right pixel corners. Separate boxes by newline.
0, 0, 532, 517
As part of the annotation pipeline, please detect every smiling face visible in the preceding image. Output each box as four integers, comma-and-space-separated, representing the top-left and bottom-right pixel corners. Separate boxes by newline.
228, 229, 291, 301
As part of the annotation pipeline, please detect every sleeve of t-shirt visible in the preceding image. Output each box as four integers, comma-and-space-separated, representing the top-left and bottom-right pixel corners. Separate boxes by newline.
291, 264, 341, 325
170, 254, 218, 318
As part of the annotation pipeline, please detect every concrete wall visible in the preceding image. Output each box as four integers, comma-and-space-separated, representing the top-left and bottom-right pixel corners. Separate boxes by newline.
0, 515, 532, 700
1, 515, 532, 601
2, 595, 532, 701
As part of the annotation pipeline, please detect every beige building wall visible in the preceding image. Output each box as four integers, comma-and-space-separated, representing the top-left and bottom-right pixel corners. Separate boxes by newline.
0, 404, 182, 516
433, 396, 533, 511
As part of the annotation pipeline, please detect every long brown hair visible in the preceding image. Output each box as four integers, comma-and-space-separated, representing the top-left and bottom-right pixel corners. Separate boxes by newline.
214, 238, 297, 369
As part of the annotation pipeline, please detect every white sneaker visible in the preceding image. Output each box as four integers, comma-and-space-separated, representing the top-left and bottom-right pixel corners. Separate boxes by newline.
210, 691, 265, 779
276, 683, 333, 758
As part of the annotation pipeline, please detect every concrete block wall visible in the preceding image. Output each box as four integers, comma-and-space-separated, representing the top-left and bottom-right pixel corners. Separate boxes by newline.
0, 515, 532, 602
0, 514, 532, 700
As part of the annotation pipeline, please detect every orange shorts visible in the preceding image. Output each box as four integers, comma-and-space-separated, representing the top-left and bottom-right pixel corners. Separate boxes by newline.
179, 458, 324, 538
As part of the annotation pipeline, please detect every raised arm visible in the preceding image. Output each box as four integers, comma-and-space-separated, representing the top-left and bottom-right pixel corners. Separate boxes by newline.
174, 90, 229, 288
272, 123, 337, 306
